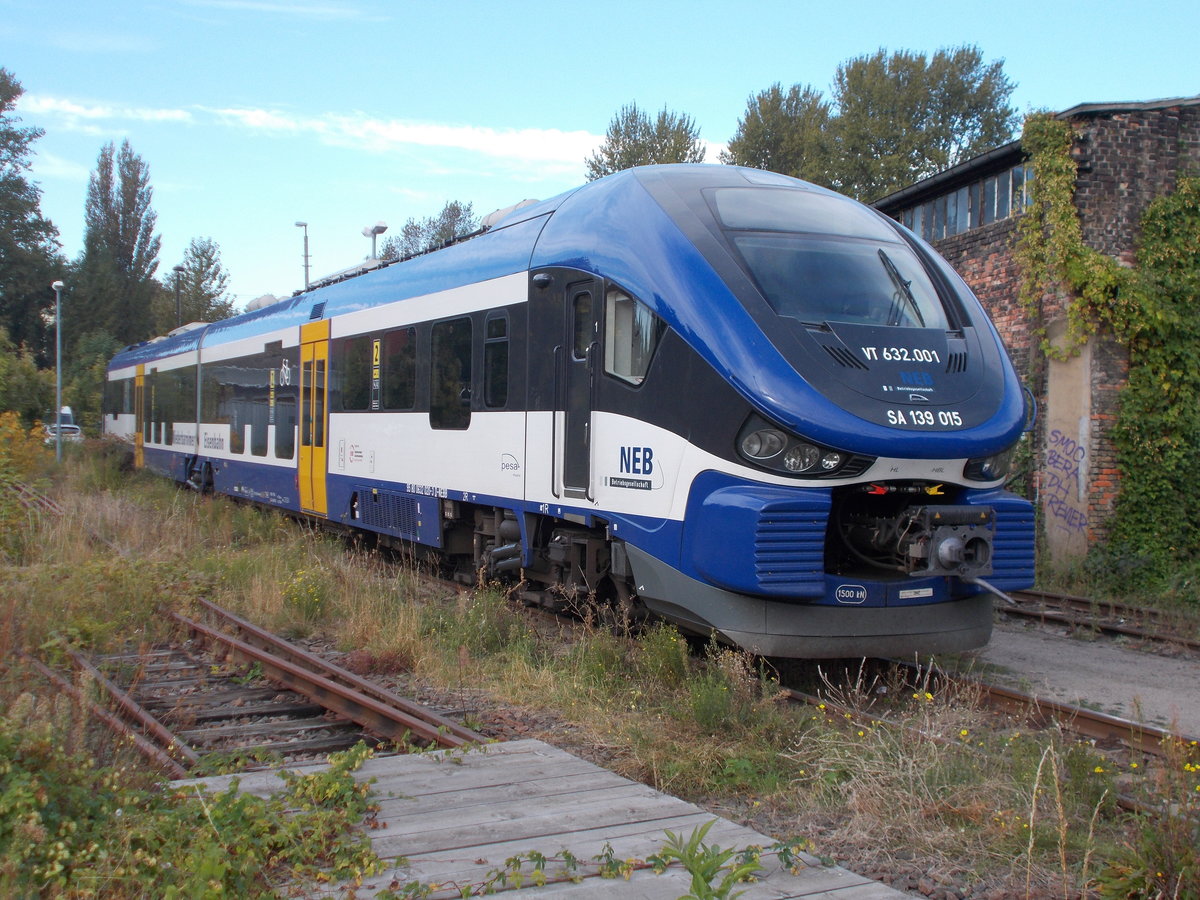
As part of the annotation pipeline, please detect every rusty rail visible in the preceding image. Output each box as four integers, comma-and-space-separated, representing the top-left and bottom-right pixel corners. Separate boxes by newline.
193, 597, 483, 744
171, 607, 482, 749
6, 480, 64, 516
1004, 589, 1200, 652
21, 652, 189, 779
67, 650, 200, 767
895, 660, 1199, 758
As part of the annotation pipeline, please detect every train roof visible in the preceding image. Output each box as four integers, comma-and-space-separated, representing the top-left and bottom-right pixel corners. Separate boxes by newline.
108, 165, 1023, 457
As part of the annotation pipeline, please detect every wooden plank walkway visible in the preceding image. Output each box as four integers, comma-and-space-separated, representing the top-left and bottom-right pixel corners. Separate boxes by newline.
177, 739, 905, 898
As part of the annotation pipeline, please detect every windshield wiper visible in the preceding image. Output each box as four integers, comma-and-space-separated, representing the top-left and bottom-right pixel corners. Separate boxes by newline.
878, 249, 924, 327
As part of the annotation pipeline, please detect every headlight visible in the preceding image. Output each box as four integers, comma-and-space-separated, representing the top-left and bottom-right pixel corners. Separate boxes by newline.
736, 414, 870, 478
964, 447, 1014, 481
782, 444, 819, 472
741, 428, 786, 459
820, 451, 843, 470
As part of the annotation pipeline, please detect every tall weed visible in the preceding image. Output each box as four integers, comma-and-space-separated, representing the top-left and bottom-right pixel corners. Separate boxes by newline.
1096, 737, 1200, 897
0, 702, 381, 897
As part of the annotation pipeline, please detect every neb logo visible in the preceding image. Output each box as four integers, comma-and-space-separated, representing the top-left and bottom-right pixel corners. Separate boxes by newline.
619, 446, 654, 475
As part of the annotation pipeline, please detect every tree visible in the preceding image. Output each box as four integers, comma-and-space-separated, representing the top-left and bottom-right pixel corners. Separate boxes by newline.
0, 326, 54, 426
585, 103, 705, 181
152, 237, 235, 333
71, 140, 161, 346
830, 46, 1018, 202
379, 200, 480, 260
721, 83, 831, 184
723, 46, 1018, 203
0, 67, 62, 361
63, 329, 121, 435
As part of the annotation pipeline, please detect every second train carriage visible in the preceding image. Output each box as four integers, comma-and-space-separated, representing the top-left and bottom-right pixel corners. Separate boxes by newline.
105, 165, 1036, 658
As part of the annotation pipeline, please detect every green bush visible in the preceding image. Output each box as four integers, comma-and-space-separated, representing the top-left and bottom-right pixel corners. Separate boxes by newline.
0, 707, 382, 898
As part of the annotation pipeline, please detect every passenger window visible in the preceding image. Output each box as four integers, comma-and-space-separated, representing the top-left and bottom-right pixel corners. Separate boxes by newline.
430, 318, 472, 429
604, 289, 663, 386
249, 405, 268, 456
382, 328, 416, 409
275, 394, 296, 459
484, 314, 508, 408
340, 335, 372, 411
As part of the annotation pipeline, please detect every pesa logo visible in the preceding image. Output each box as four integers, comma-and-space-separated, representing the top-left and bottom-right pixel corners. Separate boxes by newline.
500, 453, 521, 473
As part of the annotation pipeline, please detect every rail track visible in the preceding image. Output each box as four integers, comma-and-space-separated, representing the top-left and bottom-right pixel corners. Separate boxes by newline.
471, 574, 1200, 761
27, 598, 485, 778
1001, 588, 1200, 653
784, 657, 1200, 761
20, 473, 1198, 780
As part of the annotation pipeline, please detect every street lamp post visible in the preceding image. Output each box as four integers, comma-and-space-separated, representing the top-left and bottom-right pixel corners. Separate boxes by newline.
295, 221, 310, 290
173, 264, 185, 328
51, 280, 64, 463
362, 222, 388, 260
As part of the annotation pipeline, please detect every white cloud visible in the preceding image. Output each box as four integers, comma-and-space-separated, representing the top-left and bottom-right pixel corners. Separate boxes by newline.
20, 94, 193, 126
208, 105, 603, 168
330, 116, 601, 164
209, 107, 304, 133
30, 152, 91, 182
22, 91, 603, 173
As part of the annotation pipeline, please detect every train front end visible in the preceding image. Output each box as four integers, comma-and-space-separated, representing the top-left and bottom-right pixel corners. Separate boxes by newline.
545, 166, 1035, 658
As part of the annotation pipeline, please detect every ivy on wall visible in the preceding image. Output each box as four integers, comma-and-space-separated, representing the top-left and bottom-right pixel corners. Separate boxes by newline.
1013, 110, 1200, 586
1013, 114, 1127, 359
1106, 177, 1200, 583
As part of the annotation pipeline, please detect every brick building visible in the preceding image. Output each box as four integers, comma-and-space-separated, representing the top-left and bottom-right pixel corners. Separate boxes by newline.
874, 96, 1200, 562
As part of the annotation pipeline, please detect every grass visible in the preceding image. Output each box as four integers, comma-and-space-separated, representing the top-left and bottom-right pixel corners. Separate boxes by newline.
2, 441, 1198, 897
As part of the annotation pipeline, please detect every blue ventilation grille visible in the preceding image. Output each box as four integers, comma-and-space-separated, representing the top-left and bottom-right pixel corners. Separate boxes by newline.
752, 502, 828, 593
686, 476, 830, 598
967, 491, 1036, 589
359, 489, 421, 539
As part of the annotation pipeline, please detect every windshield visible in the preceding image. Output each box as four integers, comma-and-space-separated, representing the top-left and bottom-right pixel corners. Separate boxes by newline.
728, 234, 949, 329
711, 187, 950, 330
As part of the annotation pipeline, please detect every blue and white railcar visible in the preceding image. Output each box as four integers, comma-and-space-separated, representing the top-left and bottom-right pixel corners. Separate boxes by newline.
105, 165, 1035, 658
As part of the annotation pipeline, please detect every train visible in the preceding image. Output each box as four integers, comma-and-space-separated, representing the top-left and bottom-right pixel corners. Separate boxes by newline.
104, 164, 1035, 658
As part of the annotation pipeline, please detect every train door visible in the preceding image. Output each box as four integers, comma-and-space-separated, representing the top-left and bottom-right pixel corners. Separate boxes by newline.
561, 279, 600, 499
134, 364, 145, 468
298, 319, 330, 516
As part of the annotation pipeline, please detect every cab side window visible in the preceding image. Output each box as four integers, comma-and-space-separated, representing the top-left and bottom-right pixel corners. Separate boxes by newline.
604, 289, 663, 386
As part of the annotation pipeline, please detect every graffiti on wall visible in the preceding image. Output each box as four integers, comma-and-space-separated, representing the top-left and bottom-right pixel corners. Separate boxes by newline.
1043, 428, 1088, 534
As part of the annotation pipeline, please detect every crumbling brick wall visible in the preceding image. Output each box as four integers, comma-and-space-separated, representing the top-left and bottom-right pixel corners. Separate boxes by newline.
923, 102, 1199, 548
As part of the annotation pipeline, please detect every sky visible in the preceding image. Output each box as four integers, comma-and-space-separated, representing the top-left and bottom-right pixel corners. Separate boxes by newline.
5, 0, 1199, 309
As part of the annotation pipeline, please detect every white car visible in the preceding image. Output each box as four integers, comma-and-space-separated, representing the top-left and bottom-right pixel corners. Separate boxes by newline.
44, 406, 83, 444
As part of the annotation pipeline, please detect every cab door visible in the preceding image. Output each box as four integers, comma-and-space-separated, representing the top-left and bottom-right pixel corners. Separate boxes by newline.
298, 320, 330, 516
561, 279, 600, 499
134, 364, 145, 468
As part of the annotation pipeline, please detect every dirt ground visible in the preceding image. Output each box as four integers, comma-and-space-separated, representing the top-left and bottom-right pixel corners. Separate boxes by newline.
972, 619, 1200, 737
